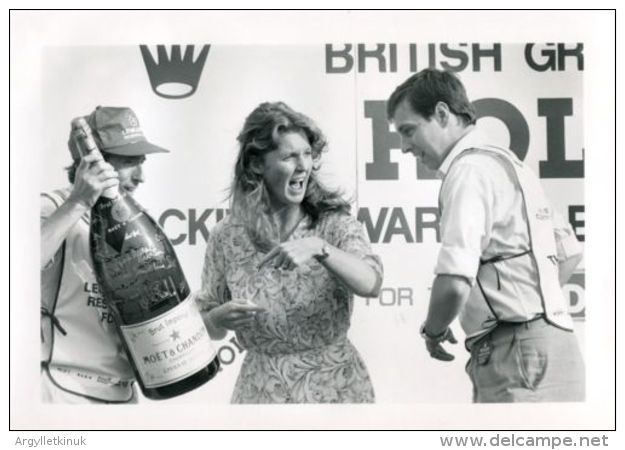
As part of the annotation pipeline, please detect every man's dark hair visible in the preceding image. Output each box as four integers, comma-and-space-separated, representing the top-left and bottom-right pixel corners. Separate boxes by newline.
386, 68, 477, 126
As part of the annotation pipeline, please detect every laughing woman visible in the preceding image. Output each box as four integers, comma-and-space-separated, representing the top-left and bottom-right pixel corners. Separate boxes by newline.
197, 102, 383, 403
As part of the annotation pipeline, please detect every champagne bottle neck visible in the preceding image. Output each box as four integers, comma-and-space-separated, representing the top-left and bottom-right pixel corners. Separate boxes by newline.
101, 185, 120, 200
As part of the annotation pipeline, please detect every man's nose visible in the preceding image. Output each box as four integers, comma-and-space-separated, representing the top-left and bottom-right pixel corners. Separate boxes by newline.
400, 138, 411, 154
132, 165, 145, 183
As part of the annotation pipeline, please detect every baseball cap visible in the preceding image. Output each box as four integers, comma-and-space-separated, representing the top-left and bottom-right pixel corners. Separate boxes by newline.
69, 106, 170, 160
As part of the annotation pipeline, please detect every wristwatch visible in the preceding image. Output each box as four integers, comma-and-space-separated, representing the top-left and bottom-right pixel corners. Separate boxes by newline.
315, 241, 330, 262
420, 322, 447, 341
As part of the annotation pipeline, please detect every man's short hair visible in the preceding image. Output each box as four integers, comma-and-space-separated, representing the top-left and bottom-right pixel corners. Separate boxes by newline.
386, 68, 477, 126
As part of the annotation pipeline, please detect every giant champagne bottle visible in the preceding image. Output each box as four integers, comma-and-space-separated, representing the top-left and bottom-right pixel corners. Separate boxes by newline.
71, 117, 220, 400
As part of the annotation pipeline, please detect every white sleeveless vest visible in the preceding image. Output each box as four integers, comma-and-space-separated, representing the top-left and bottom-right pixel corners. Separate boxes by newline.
442, 146, 574, 338
41, 189, 135, 402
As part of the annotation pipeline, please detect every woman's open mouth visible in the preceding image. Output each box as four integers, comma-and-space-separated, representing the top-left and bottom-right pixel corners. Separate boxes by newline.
287, 178, 306, 194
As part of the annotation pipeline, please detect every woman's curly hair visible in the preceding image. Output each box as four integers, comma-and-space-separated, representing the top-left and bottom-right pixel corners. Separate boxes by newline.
230, 101, 350, 252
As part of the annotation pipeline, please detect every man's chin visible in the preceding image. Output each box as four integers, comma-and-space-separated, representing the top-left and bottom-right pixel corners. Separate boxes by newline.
420, 158, 439, 172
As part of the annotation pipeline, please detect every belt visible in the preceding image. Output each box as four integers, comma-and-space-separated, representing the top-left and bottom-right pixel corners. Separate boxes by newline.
466, 315, 546, 349
488, 315, 549, 341
496, 314, 546, 328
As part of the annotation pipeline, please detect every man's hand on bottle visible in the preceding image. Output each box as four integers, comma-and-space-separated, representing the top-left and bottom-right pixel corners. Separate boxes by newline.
68, 153, 119, 209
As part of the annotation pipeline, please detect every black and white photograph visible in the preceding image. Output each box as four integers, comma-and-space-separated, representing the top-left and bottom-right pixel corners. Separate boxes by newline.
9, 8, 617, 437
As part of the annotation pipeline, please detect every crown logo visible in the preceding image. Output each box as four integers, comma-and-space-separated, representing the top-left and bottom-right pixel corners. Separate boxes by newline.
139, 45, 210, 99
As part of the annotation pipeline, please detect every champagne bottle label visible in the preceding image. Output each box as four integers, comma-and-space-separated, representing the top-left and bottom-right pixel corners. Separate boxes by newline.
119, 296, 217, 389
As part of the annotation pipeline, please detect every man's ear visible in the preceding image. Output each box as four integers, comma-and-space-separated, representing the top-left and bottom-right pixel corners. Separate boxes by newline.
434, 101, 451, 126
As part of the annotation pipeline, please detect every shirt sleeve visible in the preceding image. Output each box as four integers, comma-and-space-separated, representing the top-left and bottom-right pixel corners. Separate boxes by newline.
435, 161, 494, 284
552, 209, 583, 261
41, 192, 59, 221
197, 225, 231, 312
331, 213, 384, 292
40, 192, 63, 270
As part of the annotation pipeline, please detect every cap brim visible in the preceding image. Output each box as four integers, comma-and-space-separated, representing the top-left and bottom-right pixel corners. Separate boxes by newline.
102, 140, 170, 157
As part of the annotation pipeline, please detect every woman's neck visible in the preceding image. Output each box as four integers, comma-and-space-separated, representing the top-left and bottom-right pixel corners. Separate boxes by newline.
271, 204, 304, 240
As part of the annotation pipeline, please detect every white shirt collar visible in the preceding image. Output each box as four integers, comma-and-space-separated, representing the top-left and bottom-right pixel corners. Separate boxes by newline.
437, 127, 488, 177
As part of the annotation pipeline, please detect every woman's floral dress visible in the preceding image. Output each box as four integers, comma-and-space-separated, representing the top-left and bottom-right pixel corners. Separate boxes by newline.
198, 212, 383, 403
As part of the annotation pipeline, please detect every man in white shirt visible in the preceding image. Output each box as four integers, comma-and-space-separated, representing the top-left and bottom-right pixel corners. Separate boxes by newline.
386, 69, 584, 402
40, 106, 169, 403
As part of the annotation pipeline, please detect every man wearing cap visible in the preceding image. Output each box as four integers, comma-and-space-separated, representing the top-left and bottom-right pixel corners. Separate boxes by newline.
386, 69, 585, 402
40, 106, 169, 403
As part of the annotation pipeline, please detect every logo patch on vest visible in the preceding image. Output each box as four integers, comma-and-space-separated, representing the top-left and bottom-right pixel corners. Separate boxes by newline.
535, 207, 551, 220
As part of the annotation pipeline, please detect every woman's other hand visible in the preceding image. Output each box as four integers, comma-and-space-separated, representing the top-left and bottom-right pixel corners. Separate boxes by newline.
203, 300, 266, 334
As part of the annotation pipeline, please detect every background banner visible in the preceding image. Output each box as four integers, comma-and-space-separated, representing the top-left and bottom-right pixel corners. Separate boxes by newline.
40, 42, 585, 405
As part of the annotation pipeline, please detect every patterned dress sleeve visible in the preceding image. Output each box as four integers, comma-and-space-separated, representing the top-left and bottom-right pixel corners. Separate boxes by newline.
330, 213, 384, 292
197, 223, 231, 312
